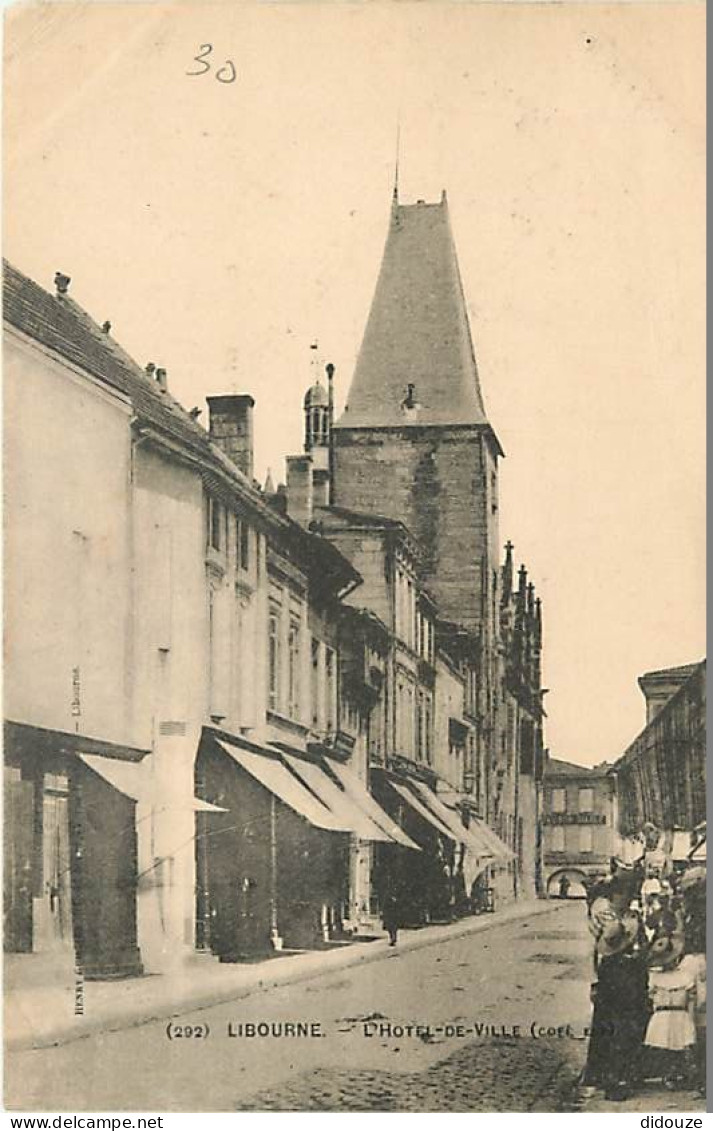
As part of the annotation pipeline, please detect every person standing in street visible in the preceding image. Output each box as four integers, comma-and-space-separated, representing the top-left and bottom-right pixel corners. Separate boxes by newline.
581, 912, 651, 1100
382, 885, 400, 947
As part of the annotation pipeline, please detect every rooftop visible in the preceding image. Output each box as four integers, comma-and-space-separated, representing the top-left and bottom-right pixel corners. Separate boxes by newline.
335, 193, 499, 439
545, 757, 613, 779
4, 260, 360, 595
3, 259, 240, 482
638, 661, 702, 685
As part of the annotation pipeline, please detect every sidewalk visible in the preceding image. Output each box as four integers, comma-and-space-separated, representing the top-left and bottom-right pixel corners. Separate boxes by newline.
578, 1082, 706, 1115
5, 898, 563, 1053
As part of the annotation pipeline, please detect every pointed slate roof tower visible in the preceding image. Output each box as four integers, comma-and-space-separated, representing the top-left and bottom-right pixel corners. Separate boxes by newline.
336, 190, 499, 443
333, 189, 503, 634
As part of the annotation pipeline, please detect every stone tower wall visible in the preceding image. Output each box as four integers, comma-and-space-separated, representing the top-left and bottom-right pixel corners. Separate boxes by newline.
333, 424, 500, 634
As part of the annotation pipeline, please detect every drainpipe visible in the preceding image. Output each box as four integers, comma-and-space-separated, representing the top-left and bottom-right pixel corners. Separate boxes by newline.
269, 796, 282, 950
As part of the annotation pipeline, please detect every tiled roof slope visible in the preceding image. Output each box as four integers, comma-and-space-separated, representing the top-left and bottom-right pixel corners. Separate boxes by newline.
336, 194, 491, 430
545, 757, 611, 779
314, 503, 406, 530
639, 662, 702, 683
3, 258, 230, 473
3, 259, 360, 592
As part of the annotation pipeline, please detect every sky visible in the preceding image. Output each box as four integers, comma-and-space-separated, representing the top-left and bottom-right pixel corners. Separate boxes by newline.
4, 1, 705, 766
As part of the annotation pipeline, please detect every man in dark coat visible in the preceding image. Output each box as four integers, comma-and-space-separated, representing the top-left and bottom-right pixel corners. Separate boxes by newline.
382, 886, 400, 946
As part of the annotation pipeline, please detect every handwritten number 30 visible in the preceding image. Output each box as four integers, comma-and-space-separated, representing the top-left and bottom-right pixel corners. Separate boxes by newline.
187, 44, 236, 84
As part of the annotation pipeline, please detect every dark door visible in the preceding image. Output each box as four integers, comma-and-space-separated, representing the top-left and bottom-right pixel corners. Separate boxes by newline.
4, 773, 34, 953
69, 761, 143, 979
35, 775, 73, 953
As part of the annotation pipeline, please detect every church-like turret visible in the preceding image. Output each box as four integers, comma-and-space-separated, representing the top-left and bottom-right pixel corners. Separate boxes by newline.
301, 344, 334, 507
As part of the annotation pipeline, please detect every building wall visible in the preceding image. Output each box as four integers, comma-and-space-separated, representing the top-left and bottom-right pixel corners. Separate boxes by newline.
542, 770, 616, 892
5, 330, 134, 744
518, 774, 540, 899
614, 662, 706, 837
333, 427, 500, 634
323, 529, 390, 627
265, 555, 311, 743
129, 444, 209, 970
433, 657, 466, 792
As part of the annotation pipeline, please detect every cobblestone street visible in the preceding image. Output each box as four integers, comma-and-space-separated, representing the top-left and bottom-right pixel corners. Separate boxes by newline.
5, 901, 705, 1113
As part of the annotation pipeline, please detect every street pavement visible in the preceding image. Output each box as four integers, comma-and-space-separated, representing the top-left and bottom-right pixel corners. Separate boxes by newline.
5, 901, 706, 1113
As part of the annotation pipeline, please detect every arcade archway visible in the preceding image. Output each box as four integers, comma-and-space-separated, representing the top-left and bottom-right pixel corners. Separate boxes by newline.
546, 867, 589, 899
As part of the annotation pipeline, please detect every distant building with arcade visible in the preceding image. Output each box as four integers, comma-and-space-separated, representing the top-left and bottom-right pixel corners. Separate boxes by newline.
542, 757, 618, 898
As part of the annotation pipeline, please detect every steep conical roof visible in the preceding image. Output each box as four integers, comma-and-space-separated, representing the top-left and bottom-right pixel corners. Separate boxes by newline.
336, 192, 491, 429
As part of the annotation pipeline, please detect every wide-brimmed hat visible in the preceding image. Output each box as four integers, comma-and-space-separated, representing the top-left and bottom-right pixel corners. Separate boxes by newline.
680, 866, 706, 890
596, 914, 640, 958
647, 933, 684, 969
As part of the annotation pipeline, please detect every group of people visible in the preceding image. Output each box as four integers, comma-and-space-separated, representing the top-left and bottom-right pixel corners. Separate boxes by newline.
581, 857, 706, 1102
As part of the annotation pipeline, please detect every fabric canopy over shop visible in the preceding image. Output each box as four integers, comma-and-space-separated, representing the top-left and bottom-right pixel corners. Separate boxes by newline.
325, 761, 421, 851
387, 779, 456, 841
690, 830, 706, 861
407, 780, 495, 861
438, 791, 515, 862
466, 815, 516, 863
671, 830, 694, 861
280, 752, 395, 843
78, 753, 226, 812
215, 740, 347, 832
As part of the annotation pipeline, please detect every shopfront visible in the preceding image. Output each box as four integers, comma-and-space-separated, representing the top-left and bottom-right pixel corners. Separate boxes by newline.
370, 766, 513, 924
195, 729, 409, 957
4, 721, 146, 980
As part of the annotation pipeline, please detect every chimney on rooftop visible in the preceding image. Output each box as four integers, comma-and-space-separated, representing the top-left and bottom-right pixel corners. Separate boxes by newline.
155, 367, 168, 391
286, 455, 313, 528
54, 272, 71, 297
207, 394, 255, 481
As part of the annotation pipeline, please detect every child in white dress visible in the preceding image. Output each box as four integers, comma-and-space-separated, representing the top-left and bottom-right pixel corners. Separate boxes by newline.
678, 950, 706, 1095
645, 935, 696, 1089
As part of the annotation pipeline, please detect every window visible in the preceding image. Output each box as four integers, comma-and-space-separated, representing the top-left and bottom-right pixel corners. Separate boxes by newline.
311, 638, 320, 728
325, 647, 336, 733
268, 607, 280, 712
551, 827, 565, 852
207, 496, 222, 552
368, 694, 383, 760
578, 787, 594, 813
395, 569, 403, 638
409, 583, 416, 646
208, 586, 216, 700
579, 827, 593, 853
396, 676, 406, 753
208, 582, 227, 718
236, 517, 250, 571
551, 788, 566, 813
424, 694, 432, 764
416, 691, 425, 761
288, 616, 301, 718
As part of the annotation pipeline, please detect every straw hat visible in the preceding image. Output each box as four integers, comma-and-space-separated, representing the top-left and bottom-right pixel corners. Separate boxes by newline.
596, 914, 640, 959
647, 933, 684, 970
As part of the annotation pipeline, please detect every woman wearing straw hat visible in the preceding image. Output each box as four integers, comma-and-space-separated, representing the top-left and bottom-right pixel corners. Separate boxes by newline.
581, 911, 651, 1100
